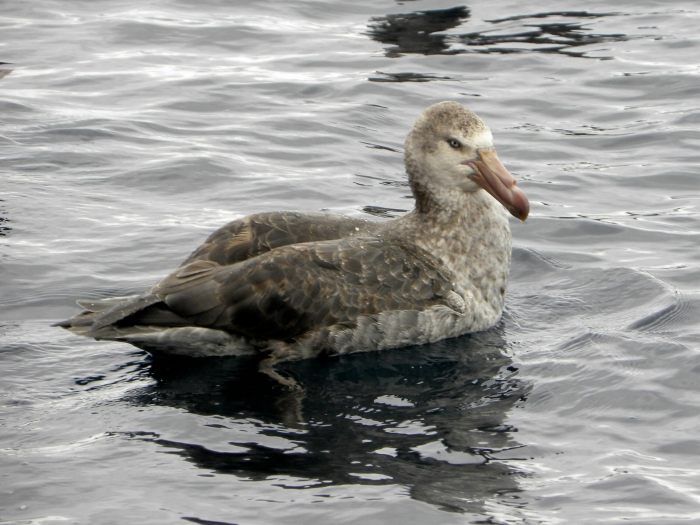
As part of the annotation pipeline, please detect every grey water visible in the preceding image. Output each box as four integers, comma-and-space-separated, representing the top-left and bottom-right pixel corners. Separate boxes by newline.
2, 0, 700, 523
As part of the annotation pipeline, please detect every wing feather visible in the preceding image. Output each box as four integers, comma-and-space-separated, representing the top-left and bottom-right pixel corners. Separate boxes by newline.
183, 212, 378, 266
151, 234, 460, 341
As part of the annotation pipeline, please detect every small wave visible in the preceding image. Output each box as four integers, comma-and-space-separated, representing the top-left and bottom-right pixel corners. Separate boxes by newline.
628, 291, 700, 335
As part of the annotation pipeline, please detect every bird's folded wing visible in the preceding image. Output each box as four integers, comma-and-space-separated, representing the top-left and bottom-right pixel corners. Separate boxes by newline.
183, 211, 377, 266
153, 236, 460, 341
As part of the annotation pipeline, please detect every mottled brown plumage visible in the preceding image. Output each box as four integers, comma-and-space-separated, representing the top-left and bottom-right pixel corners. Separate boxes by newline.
156, 234, 457, 340
184, 212, 377, 266
57, 101, 529, 380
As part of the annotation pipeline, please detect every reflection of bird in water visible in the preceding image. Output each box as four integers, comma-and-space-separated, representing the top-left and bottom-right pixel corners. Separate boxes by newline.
57, 101, 529, 389
122, 331, 530, 514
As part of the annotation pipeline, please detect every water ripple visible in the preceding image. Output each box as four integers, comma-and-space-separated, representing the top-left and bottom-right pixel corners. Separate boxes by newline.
1, 1, 699, 524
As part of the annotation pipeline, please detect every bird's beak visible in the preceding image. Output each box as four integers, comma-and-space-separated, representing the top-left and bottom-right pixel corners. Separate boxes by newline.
462, 148, 529, 221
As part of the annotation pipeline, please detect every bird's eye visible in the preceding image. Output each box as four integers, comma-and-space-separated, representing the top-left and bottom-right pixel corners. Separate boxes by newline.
447, 139, 461, 149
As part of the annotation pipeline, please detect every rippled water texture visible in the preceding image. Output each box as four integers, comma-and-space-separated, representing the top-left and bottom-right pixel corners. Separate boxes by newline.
2, 0, 700, 523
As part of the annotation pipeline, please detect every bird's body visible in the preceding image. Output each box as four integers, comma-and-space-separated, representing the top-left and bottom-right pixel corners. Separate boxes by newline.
57, 102, 529, 376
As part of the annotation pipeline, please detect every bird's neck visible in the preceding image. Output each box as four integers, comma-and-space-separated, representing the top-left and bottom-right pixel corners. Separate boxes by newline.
393, 188, 512, 312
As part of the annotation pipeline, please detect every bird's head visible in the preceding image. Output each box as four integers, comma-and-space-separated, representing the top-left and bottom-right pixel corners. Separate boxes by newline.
405, 101, 529, 221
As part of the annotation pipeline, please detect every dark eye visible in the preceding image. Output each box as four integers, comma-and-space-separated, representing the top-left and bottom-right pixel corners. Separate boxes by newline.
447, 139, 461, 149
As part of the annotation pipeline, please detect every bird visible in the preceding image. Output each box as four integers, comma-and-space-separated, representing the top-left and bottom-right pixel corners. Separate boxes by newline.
56, 101, 529, 387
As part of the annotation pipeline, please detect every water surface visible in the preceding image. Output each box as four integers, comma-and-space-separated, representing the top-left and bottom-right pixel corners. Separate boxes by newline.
2, 0, 700, 523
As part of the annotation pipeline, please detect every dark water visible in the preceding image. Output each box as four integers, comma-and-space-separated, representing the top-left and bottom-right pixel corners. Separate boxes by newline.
2, 0, 700, 523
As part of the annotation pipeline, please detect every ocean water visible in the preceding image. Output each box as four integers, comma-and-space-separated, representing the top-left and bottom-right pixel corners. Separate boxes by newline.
2, 0, 700, 523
